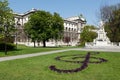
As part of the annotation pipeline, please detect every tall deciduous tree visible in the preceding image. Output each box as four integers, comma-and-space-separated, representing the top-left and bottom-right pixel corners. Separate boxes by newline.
25, 10, 64, 47
100, 3, 120, 43
0, 0, 15, 43
52, 12, 64, 46
80, 25, 97, 46
25, 10, 53, 47
24, 22, 38, 47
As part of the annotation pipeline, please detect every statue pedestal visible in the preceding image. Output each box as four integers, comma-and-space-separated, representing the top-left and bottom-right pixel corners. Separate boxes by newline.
94, 41, 111, 46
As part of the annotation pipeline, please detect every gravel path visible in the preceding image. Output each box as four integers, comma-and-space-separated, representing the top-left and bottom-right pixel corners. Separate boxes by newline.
0, 48, 120, 62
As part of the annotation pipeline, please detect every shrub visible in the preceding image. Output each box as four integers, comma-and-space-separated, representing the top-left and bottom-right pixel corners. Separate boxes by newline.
0, 42, 16, 51
0, 36, 14, 43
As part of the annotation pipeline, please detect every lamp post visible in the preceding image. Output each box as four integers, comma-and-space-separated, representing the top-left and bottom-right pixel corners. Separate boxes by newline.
4, 23, 8, 55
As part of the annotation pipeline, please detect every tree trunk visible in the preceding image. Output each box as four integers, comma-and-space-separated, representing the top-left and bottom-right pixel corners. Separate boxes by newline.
43, 40, 46, 47
38, 42, 40, 47
55, 40, 58, 47
34, 41, 36, 47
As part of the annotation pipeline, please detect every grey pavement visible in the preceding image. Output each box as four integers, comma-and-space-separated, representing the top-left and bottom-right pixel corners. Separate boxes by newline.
0, 48, 120, 62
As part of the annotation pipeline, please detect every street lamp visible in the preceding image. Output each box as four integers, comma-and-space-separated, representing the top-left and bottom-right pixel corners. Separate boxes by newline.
4, 23, 8, 55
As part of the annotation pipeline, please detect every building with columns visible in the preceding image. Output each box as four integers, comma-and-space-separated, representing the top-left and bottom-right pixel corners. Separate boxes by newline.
14, 9, 86, 46
63, 16, 86, 46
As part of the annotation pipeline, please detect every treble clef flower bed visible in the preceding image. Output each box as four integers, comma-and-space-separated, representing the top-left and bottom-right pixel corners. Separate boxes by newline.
49, 52, 107, 73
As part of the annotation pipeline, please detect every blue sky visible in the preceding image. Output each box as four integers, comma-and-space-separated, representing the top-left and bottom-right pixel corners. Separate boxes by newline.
8, 0, 120, 26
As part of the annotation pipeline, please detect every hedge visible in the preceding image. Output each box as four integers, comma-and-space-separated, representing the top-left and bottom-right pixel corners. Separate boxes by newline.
0, 42, 16, 51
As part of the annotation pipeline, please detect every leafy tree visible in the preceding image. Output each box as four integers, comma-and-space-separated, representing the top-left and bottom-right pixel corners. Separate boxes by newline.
25, 11, 64, 47
0, 0, 15, 43
25, 10, 63, 47
100, 3, 120, 43
24, 22, 38, 47
80, 25, 97, 46
51, 12, 64, 46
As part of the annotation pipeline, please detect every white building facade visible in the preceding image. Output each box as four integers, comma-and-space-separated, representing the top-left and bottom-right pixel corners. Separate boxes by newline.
14, 9, 86, 46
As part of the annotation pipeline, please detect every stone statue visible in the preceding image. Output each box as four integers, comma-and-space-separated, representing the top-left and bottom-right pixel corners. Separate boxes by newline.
93, 20, 111, 46
99, 21, 104, 30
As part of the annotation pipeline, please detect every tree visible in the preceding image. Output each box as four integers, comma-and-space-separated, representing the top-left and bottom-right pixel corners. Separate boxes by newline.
52, 12, 64, 46
80, 25, 97, 46
0, 0, 15, 54
25, 11, 51, 47
0, 0, 15, 43
24, 22, 38, 47
25, 11, 53, 47
100, 3, 120, 43
25, 11, 64, 47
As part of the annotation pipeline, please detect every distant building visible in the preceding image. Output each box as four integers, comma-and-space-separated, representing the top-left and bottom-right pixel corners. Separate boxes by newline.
14, 8, 86, 46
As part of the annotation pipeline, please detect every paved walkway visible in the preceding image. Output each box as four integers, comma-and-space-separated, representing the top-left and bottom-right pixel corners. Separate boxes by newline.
0, 48, 120, 62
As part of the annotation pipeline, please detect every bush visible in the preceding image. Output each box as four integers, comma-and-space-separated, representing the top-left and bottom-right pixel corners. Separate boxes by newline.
0, 42, 16, 51
0, 36, 14, 43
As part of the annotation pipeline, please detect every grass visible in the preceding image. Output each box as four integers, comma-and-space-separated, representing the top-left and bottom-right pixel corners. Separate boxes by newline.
0, 50, 119, 80
0, 45, 78, 57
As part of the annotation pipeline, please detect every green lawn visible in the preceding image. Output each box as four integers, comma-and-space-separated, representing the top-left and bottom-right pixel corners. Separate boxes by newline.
0, 50, 119, 80
0, 45, 78, 57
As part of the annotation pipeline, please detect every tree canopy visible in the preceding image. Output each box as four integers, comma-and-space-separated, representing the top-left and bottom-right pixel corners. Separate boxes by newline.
51, 13, 64, 44
80, 25, 97, 46
24, 10, 64, 47
0, 0, 15, 43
